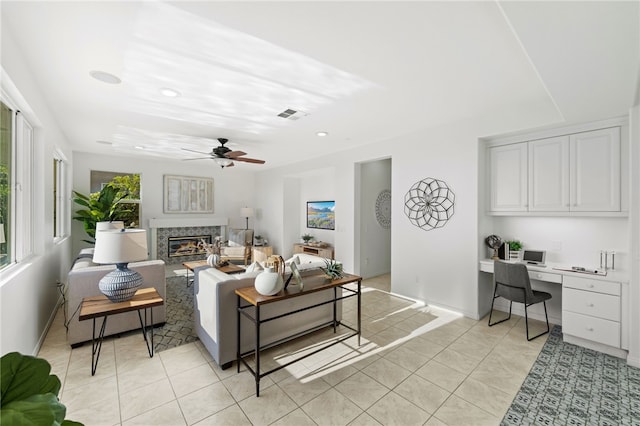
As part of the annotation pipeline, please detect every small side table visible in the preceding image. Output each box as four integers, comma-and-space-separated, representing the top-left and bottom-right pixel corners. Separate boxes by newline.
79, 288, 164, 375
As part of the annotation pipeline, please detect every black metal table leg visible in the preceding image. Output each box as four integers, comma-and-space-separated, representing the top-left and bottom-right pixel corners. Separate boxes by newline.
333, 287, 337, 333
255, 305, 261, 397
91, 316, 108, 376
357, 279, 361, 346
137, 307, 155, 358
237, 295, 241, 373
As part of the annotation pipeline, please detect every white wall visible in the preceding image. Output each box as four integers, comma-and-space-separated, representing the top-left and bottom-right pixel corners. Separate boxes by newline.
1, 28, 74, 355
358, 158, 391, 278
71, 152, 256, 256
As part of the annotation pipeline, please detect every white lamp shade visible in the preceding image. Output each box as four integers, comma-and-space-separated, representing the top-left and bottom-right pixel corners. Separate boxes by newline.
93, 229, 148, 264
95, 221, 125, 232
240, 207, 254, 218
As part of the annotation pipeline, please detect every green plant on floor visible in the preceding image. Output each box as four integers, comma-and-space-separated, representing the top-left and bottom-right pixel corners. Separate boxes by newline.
507, 240, 523, 251
0, 352, 82, 425
72, 184, 132, 244
301, 233, 314, 243
321, 259, 344, 280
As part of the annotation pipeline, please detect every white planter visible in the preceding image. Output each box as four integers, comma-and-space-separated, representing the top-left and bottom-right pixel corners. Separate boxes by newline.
509, 251, 520, 261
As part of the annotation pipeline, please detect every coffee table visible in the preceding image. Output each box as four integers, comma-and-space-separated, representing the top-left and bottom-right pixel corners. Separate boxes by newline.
182, 260, 244, 286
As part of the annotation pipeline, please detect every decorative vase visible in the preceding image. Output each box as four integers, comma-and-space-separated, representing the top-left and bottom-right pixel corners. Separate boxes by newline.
207, 254, 220, 267
254, 267, 284, 296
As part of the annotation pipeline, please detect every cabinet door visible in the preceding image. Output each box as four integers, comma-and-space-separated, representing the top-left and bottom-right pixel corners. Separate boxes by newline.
528, 136, 570, 211
488, 143, 528, 212
570, 127, 620, 211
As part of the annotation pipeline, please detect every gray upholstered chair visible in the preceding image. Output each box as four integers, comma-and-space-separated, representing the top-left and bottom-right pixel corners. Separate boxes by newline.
220, 228, 253, 266
488, 260, 551, 341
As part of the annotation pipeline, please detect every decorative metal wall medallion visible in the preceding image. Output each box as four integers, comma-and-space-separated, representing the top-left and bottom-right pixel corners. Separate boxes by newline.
404, 178, 455, 231
375, 189, 391, 229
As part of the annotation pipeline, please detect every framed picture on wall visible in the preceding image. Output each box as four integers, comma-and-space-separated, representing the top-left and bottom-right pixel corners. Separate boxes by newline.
164, 175, 214, 213
307, 200, 335, 230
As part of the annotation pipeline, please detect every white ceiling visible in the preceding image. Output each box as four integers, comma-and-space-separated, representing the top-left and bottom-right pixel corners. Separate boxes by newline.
2, 1, 638, 169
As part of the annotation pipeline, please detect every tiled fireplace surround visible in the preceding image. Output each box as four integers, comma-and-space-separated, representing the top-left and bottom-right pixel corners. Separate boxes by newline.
149, 217, 228, 265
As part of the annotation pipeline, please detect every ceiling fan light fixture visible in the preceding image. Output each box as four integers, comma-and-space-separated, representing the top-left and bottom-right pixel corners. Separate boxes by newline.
215, 157, 234, 168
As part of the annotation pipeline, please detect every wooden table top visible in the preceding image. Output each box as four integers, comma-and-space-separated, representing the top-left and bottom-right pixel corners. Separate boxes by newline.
182, 260, 244, 274
235, 273, 362, 306
79, 288, 164, 321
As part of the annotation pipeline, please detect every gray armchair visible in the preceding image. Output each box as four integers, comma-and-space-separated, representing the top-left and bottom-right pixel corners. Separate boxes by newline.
220, 228, 253, 266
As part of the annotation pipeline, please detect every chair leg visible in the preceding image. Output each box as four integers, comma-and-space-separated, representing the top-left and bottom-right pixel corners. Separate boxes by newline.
525, 301, 550, 341
488, 294, 512, 327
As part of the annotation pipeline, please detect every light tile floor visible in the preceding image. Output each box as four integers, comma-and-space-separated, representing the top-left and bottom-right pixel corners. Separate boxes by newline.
38, 274, 549, 426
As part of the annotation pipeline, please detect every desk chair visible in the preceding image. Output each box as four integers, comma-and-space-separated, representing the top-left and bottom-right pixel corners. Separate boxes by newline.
488, 261, 551, 341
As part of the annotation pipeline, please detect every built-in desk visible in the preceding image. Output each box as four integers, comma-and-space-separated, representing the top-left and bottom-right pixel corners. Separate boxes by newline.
479, 259, 629, 359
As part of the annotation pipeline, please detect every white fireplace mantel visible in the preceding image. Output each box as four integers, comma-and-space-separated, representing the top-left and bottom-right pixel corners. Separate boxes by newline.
149, 217, 228, 229
148, 217, 228, 259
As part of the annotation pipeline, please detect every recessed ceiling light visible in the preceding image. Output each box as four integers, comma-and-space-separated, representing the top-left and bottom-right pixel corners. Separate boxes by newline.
96, 140, 113, 145
316, 131, 329, 137
135, 146, 145, 150
89, 70, 121, 84
160, 88, 181, 97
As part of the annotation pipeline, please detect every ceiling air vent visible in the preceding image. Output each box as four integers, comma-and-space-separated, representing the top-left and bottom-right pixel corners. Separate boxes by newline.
277, 108, 308, 121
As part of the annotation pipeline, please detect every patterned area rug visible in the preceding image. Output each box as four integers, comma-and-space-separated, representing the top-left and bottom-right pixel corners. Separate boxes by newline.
153, 275, 198, 352
502, 326, 640, 425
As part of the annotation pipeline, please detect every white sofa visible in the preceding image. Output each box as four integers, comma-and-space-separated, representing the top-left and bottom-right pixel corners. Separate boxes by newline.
194, 254, 341, 369
66, 249, 167, 347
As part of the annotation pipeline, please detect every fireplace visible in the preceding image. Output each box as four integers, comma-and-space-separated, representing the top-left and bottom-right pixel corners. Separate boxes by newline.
168, 235, 211, 258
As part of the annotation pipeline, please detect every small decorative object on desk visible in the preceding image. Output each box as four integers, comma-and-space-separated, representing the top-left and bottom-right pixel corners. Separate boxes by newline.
484, 234, 502, 260
254, 235, 264, 246
506, 240, 522, 260
321, 259, 343, 280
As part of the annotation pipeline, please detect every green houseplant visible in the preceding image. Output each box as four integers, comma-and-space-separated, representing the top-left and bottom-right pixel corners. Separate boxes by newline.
0, 352, 82, 425
301, 233, 314, 244
72, 184, 131, 244
506, 240, 523, 260
321, 259, 344, 280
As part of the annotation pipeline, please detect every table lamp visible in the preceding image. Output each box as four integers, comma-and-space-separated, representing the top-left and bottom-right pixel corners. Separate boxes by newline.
240, 207, 254, 230
93, 229, 148, 302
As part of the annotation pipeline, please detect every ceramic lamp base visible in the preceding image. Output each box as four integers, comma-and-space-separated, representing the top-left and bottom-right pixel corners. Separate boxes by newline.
98, 264, 143, 302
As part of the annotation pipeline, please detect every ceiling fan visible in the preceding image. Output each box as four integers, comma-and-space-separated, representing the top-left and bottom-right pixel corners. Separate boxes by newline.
181, 138, 266, 168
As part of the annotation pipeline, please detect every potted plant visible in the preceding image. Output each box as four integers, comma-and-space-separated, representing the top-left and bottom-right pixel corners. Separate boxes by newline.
506, 240, 523, 260
301, 233, 314, 244
254, 235, 264, 246
72, 184, 132, 244
0, 352, 81, 425
321, 259, 344, 280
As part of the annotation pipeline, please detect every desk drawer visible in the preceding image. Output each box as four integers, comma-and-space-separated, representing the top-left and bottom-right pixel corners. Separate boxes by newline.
562, 287, 620, 321
562, 311, 620, 348
563, 276, 620, 296
528, 270, 562, 284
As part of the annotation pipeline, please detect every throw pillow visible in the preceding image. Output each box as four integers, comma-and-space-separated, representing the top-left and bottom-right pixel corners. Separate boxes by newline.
246, 261, 264, 273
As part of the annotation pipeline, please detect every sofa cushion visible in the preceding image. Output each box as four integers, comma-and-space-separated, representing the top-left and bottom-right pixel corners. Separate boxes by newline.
246, 261, 264, 272
228, 228, 253, 247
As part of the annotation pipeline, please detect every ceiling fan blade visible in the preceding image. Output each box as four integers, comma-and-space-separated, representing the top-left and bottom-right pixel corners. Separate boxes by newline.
182, 157, 212, 161
226, 150, 247, 158
233, 157, 265, 164
181, 147, 212, 155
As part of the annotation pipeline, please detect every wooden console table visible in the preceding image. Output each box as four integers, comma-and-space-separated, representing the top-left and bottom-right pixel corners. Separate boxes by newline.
235, 273, 361, 396
293, 243, 334, 259
79, 288, 163, 375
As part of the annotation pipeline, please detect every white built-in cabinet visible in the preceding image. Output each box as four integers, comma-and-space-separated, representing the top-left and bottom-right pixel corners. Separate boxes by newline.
489, 143, 528, 212
488, 126, 621, 215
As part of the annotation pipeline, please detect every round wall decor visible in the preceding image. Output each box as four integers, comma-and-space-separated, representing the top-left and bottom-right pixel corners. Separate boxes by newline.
375, 189, 391, 229
404, 177, 455, 231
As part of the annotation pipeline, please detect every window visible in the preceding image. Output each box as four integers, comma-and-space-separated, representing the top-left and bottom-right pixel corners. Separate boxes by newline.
53, 151, 68, 239
0, 95, 35, 269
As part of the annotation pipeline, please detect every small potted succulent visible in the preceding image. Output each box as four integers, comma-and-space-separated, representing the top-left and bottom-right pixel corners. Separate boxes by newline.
254, 235, 264, 246
321, 259, 343, 280
301, 233, 314, 244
